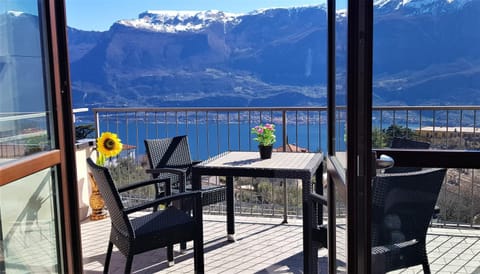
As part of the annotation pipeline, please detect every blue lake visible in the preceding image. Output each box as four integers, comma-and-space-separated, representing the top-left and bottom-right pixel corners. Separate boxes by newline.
97, 121, 338, 160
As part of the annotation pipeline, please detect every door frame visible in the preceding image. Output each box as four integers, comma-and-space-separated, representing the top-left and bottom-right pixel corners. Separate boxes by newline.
0, 0, 82, 272
345, 0, 374, 272
327, 0, 374, 272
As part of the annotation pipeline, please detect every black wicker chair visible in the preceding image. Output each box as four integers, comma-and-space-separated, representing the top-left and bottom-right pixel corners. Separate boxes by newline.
386, 137, 440, 219
86, 158, 204, 274
144, 136, 226, 207
306, 168, 446, 273
371, 168, 446, 273
390, 137, 430, 150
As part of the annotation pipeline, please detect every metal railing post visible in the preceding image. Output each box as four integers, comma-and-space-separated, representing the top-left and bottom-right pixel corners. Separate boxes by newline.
281, 110, 288, 222
282, 110, 287, 152
94, 110, 100, 138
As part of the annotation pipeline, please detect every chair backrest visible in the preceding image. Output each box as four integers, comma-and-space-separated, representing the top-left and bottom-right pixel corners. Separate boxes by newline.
386, 137, 431, 173
86, 158, 133, 237
144, 135, 193, 173
371, 168, 446, 247
390, 137, 430, 149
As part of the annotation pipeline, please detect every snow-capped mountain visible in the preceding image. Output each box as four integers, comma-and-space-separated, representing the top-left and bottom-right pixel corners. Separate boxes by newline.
117, 10, 242, 33
5, 1, 474, 108
64, 0, 480, 107
0, 11, 46, 113
374, 0, 472, 14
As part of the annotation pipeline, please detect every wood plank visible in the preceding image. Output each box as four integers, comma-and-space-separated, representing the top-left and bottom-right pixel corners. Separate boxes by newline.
0, 150, 60, 186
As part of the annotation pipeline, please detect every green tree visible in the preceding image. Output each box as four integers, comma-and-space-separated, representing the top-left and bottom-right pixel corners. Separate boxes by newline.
384, 125, 419, 144
108, 157, 154, 207
75, 124, 95, 141
372, 127, 388, 148
24, 134, 49, 155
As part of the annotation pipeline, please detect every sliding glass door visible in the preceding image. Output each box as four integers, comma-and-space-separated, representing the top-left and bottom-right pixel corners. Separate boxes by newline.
327, 0, 480, 273
0, 0, 81, 272
327, 0, 375, 272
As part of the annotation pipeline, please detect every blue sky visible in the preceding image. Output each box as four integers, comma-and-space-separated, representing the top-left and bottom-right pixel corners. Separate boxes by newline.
3, 0, 38, 15
65, 0, 323, 31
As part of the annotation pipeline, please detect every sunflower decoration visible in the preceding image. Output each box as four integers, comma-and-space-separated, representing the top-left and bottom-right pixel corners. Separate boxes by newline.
96, 132, 123, 166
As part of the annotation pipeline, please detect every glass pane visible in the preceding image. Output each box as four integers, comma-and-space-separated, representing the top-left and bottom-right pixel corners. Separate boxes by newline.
334, 0, 347, 161
0, 167, 61, 273
334, 0, 348, 272
0, 0, 55, 165
371, 0, 480, 272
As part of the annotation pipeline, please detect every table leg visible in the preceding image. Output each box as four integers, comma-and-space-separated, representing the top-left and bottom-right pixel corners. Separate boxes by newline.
0, 209, 5, 273
226, 176, 235, 242
283, 178, 288, 224
315, 162, 324, 225
303, 177, 316, 273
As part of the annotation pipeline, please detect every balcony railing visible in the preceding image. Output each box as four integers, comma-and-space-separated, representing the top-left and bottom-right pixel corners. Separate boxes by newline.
81, 106, 480, 228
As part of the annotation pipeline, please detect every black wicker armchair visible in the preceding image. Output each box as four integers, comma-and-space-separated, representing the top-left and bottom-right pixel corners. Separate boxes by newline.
86, 158, 204, 274
371, 168, 446, 273
386, 137, 440, 219
144, 135, 226, 207
306, 168, 446, 273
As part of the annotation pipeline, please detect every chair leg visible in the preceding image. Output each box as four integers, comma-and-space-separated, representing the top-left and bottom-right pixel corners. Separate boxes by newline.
167, 245, 175, 266
194, 235, 205, 273
103, 242, 113, 274
194, 242, 204, 273
421, 244, 431, 274
180, 242, 187, 253
422, 261, 431, 274
124, 253, 134, 274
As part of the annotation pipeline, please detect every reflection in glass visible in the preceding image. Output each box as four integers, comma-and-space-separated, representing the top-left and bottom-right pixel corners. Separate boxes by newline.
0, 1, 54, 165
371, 0, 480, 271
333, 0, 348, 273
334, 0, 347, 157
372, 0, 480, 150
0, 167, 61, 273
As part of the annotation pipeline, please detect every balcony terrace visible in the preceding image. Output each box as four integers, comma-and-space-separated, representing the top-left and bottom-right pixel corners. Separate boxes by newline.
70, 106, 480, 272
2, 106, 480, 272
81, 213, 480, 273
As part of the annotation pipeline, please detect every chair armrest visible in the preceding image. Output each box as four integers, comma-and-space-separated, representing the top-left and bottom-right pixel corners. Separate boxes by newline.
146, 167, 187, 176
309, 192, 328, 206
118, 178, 170, 193
372, 239, 419, 255
146, 167, 187, 191
124, 191, 202, 214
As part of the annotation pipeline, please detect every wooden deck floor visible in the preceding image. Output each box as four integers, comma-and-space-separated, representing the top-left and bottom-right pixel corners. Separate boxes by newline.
81, 214, 480, 273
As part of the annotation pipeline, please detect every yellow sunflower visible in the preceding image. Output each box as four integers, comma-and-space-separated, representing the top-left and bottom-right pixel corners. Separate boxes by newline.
96, 132, 123, 160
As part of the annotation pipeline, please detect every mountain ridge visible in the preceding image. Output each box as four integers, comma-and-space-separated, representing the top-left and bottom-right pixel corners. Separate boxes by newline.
4, 1, 478, 109
66, 0, 479, 108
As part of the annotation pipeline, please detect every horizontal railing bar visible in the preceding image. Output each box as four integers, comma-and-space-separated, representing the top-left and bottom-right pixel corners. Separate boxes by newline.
0, 112, 46, 122
0, 130, 47, 143
372, 106, 480, 111
92, 106, 328, 113
374, 149, 480, 169
93, 105, 480, 114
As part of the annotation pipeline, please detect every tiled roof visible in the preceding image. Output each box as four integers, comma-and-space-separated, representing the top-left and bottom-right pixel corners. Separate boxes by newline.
273, 143, 309, 152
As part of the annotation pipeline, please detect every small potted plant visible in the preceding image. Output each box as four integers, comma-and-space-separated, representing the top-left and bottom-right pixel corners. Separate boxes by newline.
251, 123, 276, 159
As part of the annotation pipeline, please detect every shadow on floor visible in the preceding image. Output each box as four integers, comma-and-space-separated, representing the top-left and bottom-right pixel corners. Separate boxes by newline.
256, 252, 348, 274
83, 236, 235, 273
255, 252, 331, 274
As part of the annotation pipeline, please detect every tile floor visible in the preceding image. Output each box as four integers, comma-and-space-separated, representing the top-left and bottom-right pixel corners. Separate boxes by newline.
81, 213, 480, 273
